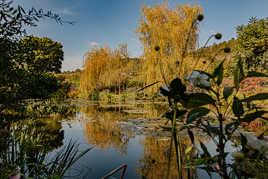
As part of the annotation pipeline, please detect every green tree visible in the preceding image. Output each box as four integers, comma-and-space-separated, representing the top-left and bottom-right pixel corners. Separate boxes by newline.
0, 0, 67, 107
19, 36, 64, 73
236, 17, 268, 72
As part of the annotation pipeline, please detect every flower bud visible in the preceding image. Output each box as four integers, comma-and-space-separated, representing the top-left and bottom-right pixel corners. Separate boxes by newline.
197, 14, 204, 22
154, 46, 160, 51
224, 47, 231, 53
215, 33, 222, 40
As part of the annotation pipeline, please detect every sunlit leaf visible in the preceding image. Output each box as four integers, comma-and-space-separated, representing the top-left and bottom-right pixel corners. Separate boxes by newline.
242, 93, 268, 102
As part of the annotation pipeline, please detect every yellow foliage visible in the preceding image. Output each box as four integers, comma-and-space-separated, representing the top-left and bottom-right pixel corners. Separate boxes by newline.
135, 1, 202, 93
80, 44, 131, 98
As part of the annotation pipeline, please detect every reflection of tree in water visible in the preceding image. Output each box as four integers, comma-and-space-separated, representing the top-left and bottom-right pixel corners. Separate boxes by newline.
80, 106, 134, 155
137, 136, 210, 179
17, 119, 64, 152
136, 103, 167, 119
0, 119, 64, 177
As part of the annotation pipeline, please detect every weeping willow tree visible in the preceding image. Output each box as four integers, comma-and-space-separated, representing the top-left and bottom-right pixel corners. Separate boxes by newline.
80, 44, 130, 98
135, 1, 202, 94
80, 46, 110, 98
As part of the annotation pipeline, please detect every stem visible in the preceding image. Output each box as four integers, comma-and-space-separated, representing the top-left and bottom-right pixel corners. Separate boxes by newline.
218, 113, 229, 179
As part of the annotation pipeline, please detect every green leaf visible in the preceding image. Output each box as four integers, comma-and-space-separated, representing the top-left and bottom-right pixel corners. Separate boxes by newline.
195, 70, 213, 78
223, 86, 233, 100
187, 107, 210, 124
237, 59, 245, 82
247, 71, 267, 77
225, 122, 237, 134
233, 59, 245, 89
212, 60, 224, 79
232, 97, 244, 117
212, 60, 224, 85
233, 66, 240, 90
170, 78, 186, 93
183, 93, 215, 108
241, 110, 267, 123
240, 134, 248, 153
185, 145, 194, 155
200, 141, 211, 157
242, 93, 268, 102
187, 129, 195, 144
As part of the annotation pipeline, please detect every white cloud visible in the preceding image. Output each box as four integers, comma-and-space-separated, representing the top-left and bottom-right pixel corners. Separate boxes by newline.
90, 41, 100, 47
62, 55, 83, 72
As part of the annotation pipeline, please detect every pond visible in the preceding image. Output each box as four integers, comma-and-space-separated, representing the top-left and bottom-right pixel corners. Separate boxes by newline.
56, 102, 222, 179
1, 101, 237, 178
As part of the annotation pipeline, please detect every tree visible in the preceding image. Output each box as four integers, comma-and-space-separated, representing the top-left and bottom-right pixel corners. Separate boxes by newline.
135, 1, 202, 94
0, 0, 66, 106
80, 44, 131, 98
19, 36, 64, 73
236, 17, 268, 72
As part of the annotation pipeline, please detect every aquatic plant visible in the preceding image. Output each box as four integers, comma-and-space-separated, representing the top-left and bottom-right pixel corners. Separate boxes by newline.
144, 13, 268, 178
0, 121, 91, 178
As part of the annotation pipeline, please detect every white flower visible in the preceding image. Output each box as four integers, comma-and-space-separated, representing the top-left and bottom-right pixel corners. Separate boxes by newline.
185, 70, 211, 87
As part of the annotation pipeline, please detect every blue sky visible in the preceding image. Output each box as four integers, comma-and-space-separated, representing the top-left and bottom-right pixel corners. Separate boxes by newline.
16, 0, 268, 71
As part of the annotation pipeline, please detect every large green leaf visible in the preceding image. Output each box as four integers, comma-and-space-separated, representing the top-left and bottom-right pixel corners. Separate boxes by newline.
233, 67, 240, 90
187, 107, 210, 124
200, 142, 211, 157
237, 59, 245, 82
169, 78, 186, 97
196, 70, 213, 78
212, 60, 224, 85
241, 110, 267, 123
183, 93, 215, 108
223, 86, 233, 100
187, 129, 195, 144
242, 93, 268, 102
247, 71, 267, 77
212, 60, 224, 78
232, 97, 244, 117
233, 59, 245, 89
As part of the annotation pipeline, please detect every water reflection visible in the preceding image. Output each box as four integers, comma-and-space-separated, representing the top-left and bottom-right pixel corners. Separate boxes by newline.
80, 105, 134, 155
137, 136, 210, 179
78, 103, 212, 178
0, 119, 64, 178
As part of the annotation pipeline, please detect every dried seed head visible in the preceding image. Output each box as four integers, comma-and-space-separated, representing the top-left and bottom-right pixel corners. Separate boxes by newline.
154, 46, 160, 51
224, 47, 231, 53
197, 14, 204, 22
215, 33, 222, 40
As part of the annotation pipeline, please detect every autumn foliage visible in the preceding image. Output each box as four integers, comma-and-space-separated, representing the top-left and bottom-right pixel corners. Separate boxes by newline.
80, 45, 134, 98
135, 2, 202, 93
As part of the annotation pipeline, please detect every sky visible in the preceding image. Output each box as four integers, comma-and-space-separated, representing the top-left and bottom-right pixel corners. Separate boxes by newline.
15, 0, 268, 71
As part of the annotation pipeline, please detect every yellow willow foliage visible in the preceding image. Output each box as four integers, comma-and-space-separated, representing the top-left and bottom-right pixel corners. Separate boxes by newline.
80, 46, 111, 97
135, 2, 202, 93
80, 44, 130, 97
80, 106, 133, 155
137, 136, 210, 178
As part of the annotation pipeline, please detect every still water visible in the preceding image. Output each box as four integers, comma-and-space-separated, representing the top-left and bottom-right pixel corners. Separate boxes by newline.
46, 102, 218, 179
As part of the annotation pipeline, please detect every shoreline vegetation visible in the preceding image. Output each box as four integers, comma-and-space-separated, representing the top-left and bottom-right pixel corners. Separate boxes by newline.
1, 0, 268, 178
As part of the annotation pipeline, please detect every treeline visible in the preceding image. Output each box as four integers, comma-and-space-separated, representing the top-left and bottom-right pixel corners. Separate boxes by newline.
80, 45, 143, 98
80, 1, 268, 99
